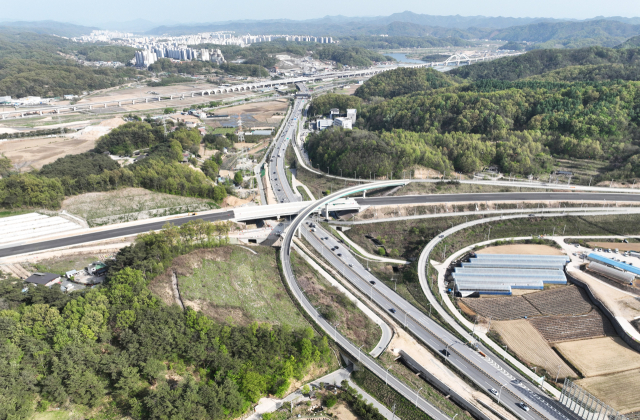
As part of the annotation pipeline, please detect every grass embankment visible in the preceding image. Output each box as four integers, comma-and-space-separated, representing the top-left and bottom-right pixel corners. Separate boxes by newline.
171, 246, 308, 328
377, 352, 475, 420
297, 186, 312, 201
351, 368, 437, 420
290, 250, 381, 352
0, 209, 31, 218
344, 214, 640, 263
295, 166, 362, 199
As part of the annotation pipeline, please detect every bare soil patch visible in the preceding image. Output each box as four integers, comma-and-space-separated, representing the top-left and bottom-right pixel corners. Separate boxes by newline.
525, 286, 593, 316
555, 336, 640, 377
588, 242, 640, 252
476, 244, 564, 255
577, 369, 640, 414
492, 319, 576, 379
461, 296, 541, 320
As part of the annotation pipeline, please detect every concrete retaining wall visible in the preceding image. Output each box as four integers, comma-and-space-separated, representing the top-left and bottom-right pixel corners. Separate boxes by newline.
566, 271, 640, 353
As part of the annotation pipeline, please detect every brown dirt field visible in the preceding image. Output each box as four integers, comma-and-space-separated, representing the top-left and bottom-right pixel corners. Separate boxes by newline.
412, 165, 444, 179
328, 403, 358, 420
492, 320, 576, 379
477, 244, 564, 255
577, 369, 640, 413
222, 195, 252, 208
0, 117, 125, 170
528, 311, 616, 343
588, 242, 640, 251
556, 337, 640, 377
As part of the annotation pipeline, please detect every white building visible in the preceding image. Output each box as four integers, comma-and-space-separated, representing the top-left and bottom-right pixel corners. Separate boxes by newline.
333, 117, 352, 129
346, 109, 357, 124
316, 119, 334, 130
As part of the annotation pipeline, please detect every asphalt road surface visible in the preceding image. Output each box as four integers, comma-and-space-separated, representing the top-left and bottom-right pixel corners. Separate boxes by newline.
0, 210, 235, 258
357, 192, 640, 206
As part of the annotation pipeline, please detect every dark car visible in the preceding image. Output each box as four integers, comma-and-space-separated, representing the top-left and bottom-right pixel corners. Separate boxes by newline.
516, 403, 530, 412
369, 280, 376, 285
389, 308, 396, 313
337, 253, 342, 257
441, 349, 451, 357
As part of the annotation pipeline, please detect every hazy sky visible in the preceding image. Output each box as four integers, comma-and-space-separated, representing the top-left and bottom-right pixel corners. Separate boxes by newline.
3, 0, 640, 25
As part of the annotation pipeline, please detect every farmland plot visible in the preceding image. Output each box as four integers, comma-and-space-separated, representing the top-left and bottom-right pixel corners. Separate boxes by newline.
555, 337, 640, 377
577, 369, 640, 414
492, 320, 576, 379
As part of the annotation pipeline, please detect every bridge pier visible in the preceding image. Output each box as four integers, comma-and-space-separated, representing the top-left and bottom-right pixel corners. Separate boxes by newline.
158, 96, 161, 101
118, 102, 121, 107
104, 103, 107, 108
39, 111, 43, 115
132, 100, 135, 105
170, 95, 173, 100
191, 93, 194, 97
89, 105, 93, 110
73, 107, 77, 111
1, 114, 4, 120
145, 98, 148, 103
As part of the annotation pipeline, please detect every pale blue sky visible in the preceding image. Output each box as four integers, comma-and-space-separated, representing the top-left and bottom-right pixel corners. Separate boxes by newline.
2, 0, 640, 26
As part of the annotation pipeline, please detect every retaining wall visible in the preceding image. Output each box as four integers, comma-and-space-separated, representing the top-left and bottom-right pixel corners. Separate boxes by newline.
565, 271, 640, 353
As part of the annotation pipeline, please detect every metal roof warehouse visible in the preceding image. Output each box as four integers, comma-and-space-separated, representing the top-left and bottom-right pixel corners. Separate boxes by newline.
586, 253, 640, 276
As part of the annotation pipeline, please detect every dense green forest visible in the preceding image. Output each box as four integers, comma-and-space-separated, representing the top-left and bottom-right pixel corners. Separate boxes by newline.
0, 121, 228, 209
308, 93, 363, 116
307, 48, 640, 181
0, 30, 141, 97
313, 45, 390, 67
354, 67, 453, 99
73, 44, 137, 63
449, 46, 640, 81
0, 221, 333, 419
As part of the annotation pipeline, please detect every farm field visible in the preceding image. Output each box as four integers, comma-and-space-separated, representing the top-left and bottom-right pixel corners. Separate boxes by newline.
577, 369, 640, 414
528, 311, 615, 342
62, 187, 218, 226
0, 117, 125, 170
555, 337, 640, 377
476, 244, 564, 255
587, 242, 640, 252
151, 246, 309, 328
461, 286, 594, 320
492, 319, 576, 379
461, 296, 540, 320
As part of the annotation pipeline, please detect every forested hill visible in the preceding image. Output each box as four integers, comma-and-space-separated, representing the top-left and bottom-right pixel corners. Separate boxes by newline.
449, 46, 640, 81
354, 68, 454, 100
616, 35, 640, 49
0, 31, 140, 97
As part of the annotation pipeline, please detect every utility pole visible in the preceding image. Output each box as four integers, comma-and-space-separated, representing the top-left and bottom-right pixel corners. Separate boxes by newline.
414, 387, 422, 406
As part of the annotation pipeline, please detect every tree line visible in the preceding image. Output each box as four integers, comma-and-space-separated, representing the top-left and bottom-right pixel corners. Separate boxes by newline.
0, 222, 333, 419
0, 121, 227, 209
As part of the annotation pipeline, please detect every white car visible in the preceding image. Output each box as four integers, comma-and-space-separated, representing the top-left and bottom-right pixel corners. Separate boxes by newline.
489, 388, 498, 396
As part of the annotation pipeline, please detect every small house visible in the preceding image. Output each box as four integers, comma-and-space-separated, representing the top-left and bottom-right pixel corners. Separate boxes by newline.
25, 273, 61, 287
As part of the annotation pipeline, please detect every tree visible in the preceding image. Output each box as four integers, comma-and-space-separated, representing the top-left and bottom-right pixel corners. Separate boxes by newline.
233, 171, 243, 185
301, 384, 311, 395
163, 107, 175, 114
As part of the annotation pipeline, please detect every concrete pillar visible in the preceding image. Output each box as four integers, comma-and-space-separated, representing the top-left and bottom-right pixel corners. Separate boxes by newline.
170, 95, 173, 100
191, 92, 194, 97
324, 204, 329, 219
73, 107, 77, 111
181, 94, 184, 99
21, 113, 24, 117
158, 96, 161, 102
145, 98, 148, 103
89, 105, 93, 110
104, 103, 107, 108
118, 102, 121, 107
39, 110, 42, 115
1, 114, 5, 120
132, 100, 135, 104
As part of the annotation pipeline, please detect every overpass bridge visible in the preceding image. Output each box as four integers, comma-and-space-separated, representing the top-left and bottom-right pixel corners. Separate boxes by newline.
231, 198, 365, 221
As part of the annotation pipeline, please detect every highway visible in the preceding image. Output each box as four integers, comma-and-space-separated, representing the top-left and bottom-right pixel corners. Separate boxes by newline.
357, 192, 640, 206
278, 176, 580, 420
0, 211, 234, 258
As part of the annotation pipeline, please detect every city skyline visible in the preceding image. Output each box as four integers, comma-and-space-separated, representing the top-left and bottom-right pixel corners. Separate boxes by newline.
1, 0, 640, 28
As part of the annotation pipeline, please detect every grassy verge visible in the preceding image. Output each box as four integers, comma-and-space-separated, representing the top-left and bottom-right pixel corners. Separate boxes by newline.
26, 254, 102, 277
290, 250, 382, 352
378, 351, 475, 420
0, 209, 31, 218
351, 367, 434, 420
297, 186, 312, 201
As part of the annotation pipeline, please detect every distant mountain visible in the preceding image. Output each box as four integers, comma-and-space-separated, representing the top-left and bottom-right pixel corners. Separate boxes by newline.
96, 19, 170, 33
489, 19, 640, 43
615, 35, 640, 49
0, 20, 96, 37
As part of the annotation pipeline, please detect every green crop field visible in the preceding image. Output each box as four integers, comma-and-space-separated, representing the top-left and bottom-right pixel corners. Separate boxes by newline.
178, 246, 308, 328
